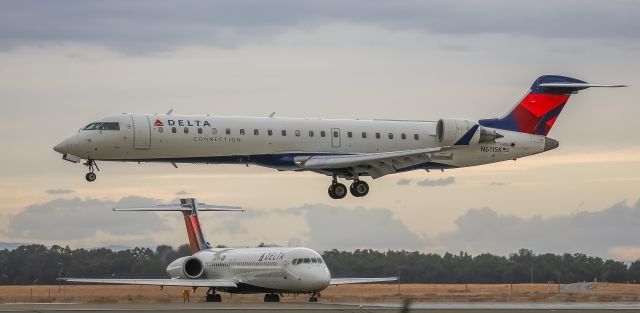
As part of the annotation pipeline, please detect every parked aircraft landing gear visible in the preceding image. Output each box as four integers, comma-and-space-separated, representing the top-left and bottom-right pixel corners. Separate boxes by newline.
205, 293, 222, 302
84, 159, 99, 182
205, 288, 222, 302
328, 176, 347, 199
350, 180, 369, 197
264, 293, 280, 302
308, 292, 319, 302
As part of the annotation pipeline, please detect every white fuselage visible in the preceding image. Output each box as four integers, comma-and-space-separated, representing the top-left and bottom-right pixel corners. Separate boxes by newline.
54, 113, 547, 174
167, 246, 330, 293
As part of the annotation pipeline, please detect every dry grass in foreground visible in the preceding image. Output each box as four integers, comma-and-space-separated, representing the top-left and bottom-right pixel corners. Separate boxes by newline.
0, 283, 639, 303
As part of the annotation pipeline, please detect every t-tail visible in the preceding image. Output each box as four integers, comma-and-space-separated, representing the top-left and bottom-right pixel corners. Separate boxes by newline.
113, 198, 243, 253
479, 75, 626, 136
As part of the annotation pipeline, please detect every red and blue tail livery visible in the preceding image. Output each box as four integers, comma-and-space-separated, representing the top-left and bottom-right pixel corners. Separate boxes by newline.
479, 75, 625, 136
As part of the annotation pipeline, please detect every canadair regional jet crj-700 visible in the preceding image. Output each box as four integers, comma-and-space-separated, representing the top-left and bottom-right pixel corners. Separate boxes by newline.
62, 198, 397, 302
53, 75, 625, 199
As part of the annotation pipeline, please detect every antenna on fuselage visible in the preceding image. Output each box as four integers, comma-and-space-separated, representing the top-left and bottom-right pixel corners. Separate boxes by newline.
269, 112, 276, 118
166, 109, 174, 115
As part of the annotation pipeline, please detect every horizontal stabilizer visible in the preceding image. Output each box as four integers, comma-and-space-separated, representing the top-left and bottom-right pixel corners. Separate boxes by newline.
330, 277, 398, 285
60, 277, 237, 288
113, 205, 243, 212
538, 82, 627, 88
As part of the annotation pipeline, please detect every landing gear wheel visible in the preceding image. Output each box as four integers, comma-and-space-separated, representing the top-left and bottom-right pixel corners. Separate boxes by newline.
85, 172, 97, 182
83, 159, 99, 182
205, 293, 221, 302
350, 180, 369, 197
264, 293, 280, 302
328, 183, 347, 199
309, 293, 319, 302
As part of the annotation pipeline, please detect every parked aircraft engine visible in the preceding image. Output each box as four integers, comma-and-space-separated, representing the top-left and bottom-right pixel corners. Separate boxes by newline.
166, 256, 204, 279
436, 119, 502, 146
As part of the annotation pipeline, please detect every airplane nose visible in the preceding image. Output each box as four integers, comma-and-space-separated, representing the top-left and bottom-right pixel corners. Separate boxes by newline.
53, 142, 65, 154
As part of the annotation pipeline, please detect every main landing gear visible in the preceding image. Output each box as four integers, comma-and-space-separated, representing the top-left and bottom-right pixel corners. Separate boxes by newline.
84, 159, 99, 182
205, 288, 222, 302
328, 176, 369, 199
264, 293, 280, 302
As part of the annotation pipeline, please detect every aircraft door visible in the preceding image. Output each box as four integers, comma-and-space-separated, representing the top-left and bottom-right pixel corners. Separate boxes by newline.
331, 128, 341, 148
131, 114, 151, 149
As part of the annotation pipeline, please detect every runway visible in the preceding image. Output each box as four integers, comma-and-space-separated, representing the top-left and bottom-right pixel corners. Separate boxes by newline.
0, 302, 639, 312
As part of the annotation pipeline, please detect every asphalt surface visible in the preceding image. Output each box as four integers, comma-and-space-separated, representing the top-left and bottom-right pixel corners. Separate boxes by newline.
0, 302, 639, 312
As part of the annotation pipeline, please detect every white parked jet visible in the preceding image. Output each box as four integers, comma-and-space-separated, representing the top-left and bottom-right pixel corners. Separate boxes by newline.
53, 75, 624, 199
62, 198, 397, 302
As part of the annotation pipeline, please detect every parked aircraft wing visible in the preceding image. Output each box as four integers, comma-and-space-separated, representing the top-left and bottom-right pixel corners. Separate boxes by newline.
293, 147, 452, 178
60, 278, 237, 288
330, 277, 398, 285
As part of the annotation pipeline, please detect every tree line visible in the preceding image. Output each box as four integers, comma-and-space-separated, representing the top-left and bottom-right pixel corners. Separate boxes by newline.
1, 245, 639, 285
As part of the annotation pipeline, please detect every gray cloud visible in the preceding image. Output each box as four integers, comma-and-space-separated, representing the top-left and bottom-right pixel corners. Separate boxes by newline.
45, 188, 74, 195
0, 1, 638, 52
437, 200, 640, 260
5, 196, 168, 240
489, 182, 507, 187
396, 179, 412, 186
303, 204, 428, 251
417, 177, 455, 187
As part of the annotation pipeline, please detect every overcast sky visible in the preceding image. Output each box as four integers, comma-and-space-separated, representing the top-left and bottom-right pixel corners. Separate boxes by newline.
0, 1, 638, 261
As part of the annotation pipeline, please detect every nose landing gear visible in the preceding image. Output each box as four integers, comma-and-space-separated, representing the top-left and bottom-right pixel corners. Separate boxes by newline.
308, 292, 319, 302
84, 159, 99, 182
264, 293, 280, 302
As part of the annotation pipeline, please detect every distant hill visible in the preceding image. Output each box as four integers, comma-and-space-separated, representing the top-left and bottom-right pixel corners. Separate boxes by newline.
0, 242, 29, 250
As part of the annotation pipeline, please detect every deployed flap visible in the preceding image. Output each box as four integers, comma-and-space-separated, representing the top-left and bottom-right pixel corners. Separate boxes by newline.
293, 147, 451, 179
61, 278, 237, 288
330, 277, 398, 285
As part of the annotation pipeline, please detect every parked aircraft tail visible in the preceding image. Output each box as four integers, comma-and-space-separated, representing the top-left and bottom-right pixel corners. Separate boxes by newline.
479, 75, 625, 136
113, 199, 243, 253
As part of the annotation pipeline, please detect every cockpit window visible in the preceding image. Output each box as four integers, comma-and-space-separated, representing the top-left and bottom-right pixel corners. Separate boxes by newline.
311, 258, 317, 263
303, 258, 310, 263
83, 122, 120, 131
83, 122, 102, 130
99, 122, 120, 130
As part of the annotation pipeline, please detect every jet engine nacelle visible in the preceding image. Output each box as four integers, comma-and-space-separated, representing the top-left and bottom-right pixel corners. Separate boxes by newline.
166, 256, 205, 279
436, 118, 502, 146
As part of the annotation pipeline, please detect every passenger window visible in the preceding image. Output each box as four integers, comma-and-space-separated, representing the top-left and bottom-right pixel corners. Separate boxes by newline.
281, 130, 287, 136
388, 133, 393, 139
226, 128, 231, 135
347, 131, 352, 138
362, 132, 366, 138
333, 131, 339, 138
309, 130, 314, 137
198, 127, 203, 134
184, 127, 189, 134
375, 132, 380, 139
212, 128, 217, 135
414, 134, 419, 140
158, 127, 163, 133
254, 129, 259, 135
268, 129, 273, 136
401, 133, 406, 140
321, 131, 326, 137
172, 127, 177, 133
295, 130, 300, 137
240, 129, 245, 135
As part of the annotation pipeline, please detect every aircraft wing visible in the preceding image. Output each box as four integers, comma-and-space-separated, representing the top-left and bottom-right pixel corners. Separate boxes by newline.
330, 277, 398, 285
60, 278, 237, 288
293, 147, 452, 178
